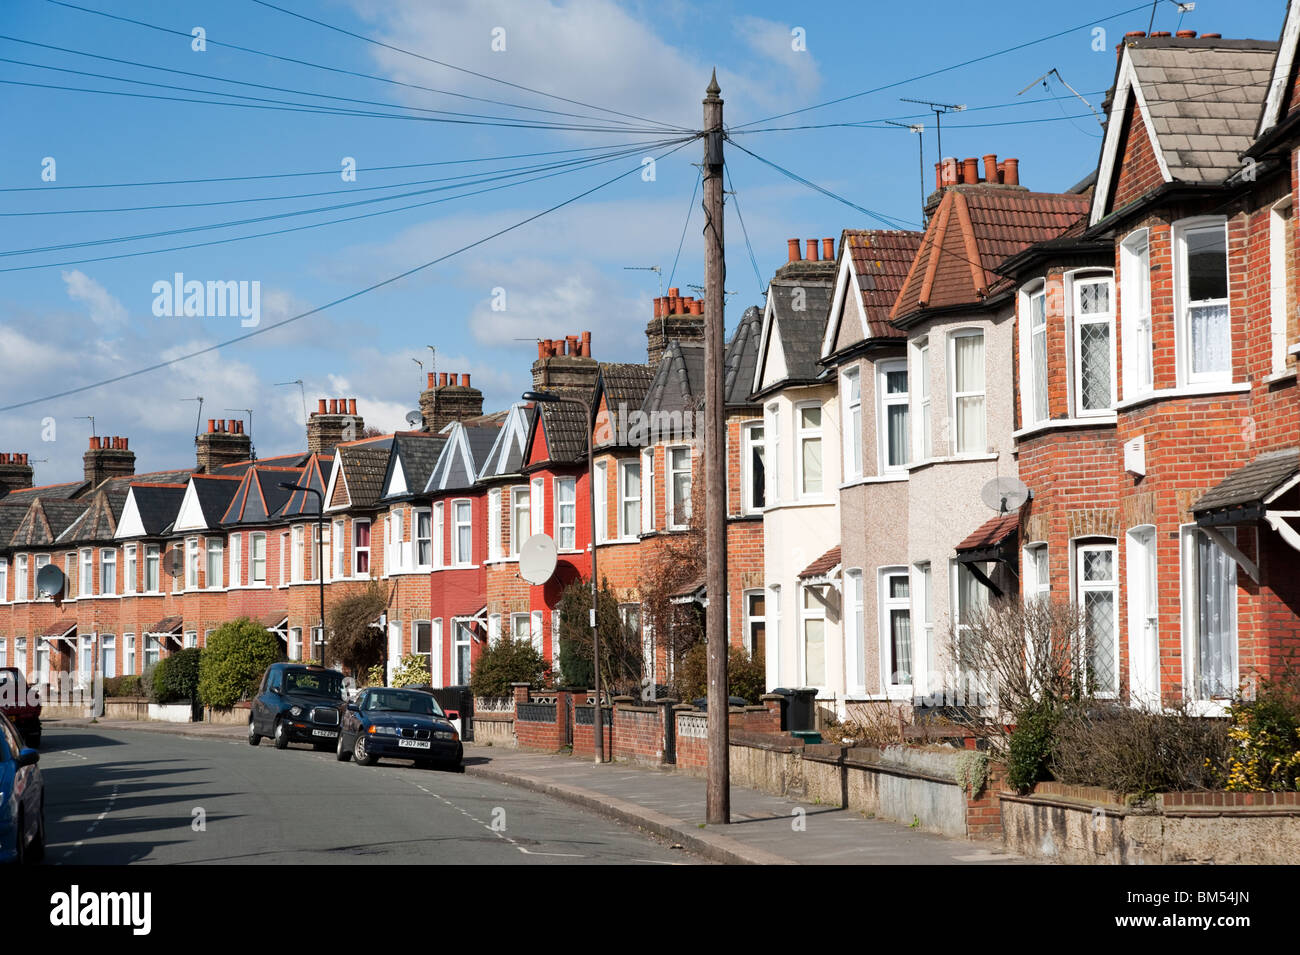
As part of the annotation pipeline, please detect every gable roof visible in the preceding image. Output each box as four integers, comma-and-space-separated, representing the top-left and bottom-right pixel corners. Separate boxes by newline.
330, 446, 390, 510
643, 340, 706, 415
175, 475, 241, 532
280, 454, 332, 517
0, 504, 30, 550
1193, 448, 1300, 518
1259, 2, 1300, 138
383, 433, 445, 498
595, 362, 656, 416
424, 419, 503, 493
116, 483, 187, 538
822, 230, 923, 358
10, 498, 89, 547
475, 406, 532, 480
893, 187, 1089, 324
723, 306, 764, 406
1092, 36, 1277, 224
533, 403, 588, 465
56, 489, 119, 543
753, 278, 834, 397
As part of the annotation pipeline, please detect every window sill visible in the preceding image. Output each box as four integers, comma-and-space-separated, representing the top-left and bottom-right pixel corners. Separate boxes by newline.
485, 557, 519, 566
1115, 381, 1250, 411
906, 452, 999, 471
228, 583, 273, 591
1013, 416, 1117, 440
839, 474, 908, 490
759, 499, 833, 512
1263, 368, 1297, 385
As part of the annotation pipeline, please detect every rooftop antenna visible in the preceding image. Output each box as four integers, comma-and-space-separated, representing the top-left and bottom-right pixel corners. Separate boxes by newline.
687, 283, 737, 299
1018, 69, 1104, 126
899, 98, 965, 166
76, 415, 95, 437
426, 345, 437, 421
624, 265, 663, 296
274, 380, 306, 425
179, 396, 204, 439
886, 120, 927, 222
225, 407, 255, 461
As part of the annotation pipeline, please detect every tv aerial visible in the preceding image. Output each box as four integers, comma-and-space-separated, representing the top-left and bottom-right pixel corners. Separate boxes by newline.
980, 476, 1030, 515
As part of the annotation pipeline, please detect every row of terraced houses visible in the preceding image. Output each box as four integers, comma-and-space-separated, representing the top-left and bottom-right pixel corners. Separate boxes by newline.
5, 11, 1300, 718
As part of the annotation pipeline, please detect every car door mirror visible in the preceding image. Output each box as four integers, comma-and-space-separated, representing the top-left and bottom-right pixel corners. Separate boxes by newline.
444, 709, 460, 722
346, 703, 359, 712
16, 748, 39, 768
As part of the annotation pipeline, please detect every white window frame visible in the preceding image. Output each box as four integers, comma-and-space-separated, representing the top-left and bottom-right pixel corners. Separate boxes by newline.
451, 500, 473, 566
615, 462, 639, 540
794, 401, 824, 498
1126, 526, 1160, 709
743, 588, 766, 663
530, 477, 544, 541
1180, 524, 1238, 706
122, 546, 136, 596
912, 562, 933, 697
146, 543, 162, 592
352, 520, 370, 577
1023, 543, 1050, 603
488, 613, 501, 645
488, 488, 503, 561
556, 475, 577, 549
1121, 229, 1153, 398
288, 627, 302, 662
666, 446, 692, 530
1075, 540, 1120, 699
250, 532, 267, 584
14, 555, 27, 603
430, 619, 444, 687
640, 448, 655, 531
799, 584, 827, 690
124, 634, 135, 676
1019, 280, 1049, 426
433, 503, 444, 568
914, 338, 933, 460
413, 620, 432, 665
332, 519, 345, 578
948, 328, 986, 455
415, 507, 432, 569
0, 558, 6, 604
1069, 270, 1117, 416
765, 403, 781, 504
292, 525, 305, 583
452, 621, 472, 684
510, 486, 530, 557
80, 548, 93, 596
842, 368, 862, 480
876, 359, 909, 474
1270, 197, 1292, 374
184, 537, 198, 590
593, 460, 608, 542
100, 547, 117, 596
741, 421, 765, 514
842, 571, 864, 696
878, 566, 912, 696
1173, 216, 1232, 387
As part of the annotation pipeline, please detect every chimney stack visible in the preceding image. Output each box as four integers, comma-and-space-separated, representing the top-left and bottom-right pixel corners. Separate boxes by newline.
419, 370, 484, 433
84, 434, 136, 487
195, 416, 252, 473
0, 451, 34, 497
306, 397, 365, 454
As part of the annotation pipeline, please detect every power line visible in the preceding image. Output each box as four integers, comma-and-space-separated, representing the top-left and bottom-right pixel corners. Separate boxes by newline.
1, 141, 681, 216
723, 165, 765, 297
0, 140, 678, 193
728, 1, 1153, 130
667, 166, 701, 288
0, 139, 695, 411
246, 0, 689, 132
0, 136, 696, 273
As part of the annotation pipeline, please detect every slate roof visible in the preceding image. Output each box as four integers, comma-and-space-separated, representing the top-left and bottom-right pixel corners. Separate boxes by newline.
11, 499, 89, 547
642, 341, 706, 415
124, 483, 187, 536
390, 433, 445, 495
214, 452, 309, 477
58, 490, 119, 543
190, 476, 241, 527
723, 306, 764, 406
538, 404, 589, 464
767, 281, 834, 382
892, 187, 1090, 323
0, 481, 85, 505
0, 504, 29, 549
597, 362, 656, 414
797, 545, 842, 580
844, 229, 925, 339
335, 446, 391, 509
1193, 448, 1300, 515
955, 512, 1020, 553
1125, 37, 1278, 184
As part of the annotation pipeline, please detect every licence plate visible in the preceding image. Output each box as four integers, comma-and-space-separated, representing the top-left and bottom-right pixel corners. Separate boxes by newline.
312, 729, 337, 738
398, 739, 431, 750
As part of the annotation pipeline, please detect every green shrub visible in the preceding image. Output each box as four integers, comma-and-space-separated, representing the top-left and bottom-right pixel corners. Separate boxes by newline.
154, 648, 202, 704
470, 638, 547, 698
1222, 681, 1300, 791
198, 618, 284, 708
674, 641, 707, 702
102, 675, 142, 698
139, 662, 161, 703
728, 646, 766, 703
1006, 701, 1058, 793
389, 653, 430, 688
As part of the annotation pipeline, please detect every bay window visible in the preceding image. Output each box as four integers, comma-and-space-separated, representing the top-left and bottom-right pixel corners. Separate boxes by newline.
250, 532, 267, 584
452, 501, 472, 565
742, 422, 765, 513
1121, 229, 1153, 396
352, 521, 369, 575
510, 486, 529, 556
616, 463, 639, 539
556, 476, 577, 549
1181, 526, 1237, 702
1175, 217, 1230, 385
950, 330, 986, 454
1072, 273, 1116, 414
796, 402, 823, 496
1023, 283, 1049, 424
842, 368, 862, 480
1076, 541, 1119, 698
667, 447, 692, 529
877, 360, 909, 474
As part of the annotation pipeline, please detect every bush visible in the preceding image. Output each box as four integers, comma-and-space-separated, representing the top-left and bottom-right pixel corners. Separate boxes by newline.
470, 638, 547, 698
674, 641, 707, 702
671, 642, 765, 704
139, 662, 160, 703
1051, 703, 1230, 798
1222, 678, 1300, 791
102, 675, 142, 698
154, 647, 202, 704
389, 654, 430, 688
198, 618, 284, 708
327, 581, 390, 675
556, 576, 641, 693
1006, 701, 1059, 793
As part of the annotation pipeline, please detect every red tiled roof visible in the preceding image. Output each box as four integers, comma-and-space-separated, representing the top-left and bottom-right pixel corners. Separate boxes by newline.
892, 188, 1090, 322
845, 229, 924, 339
797, 545, 842, 580
146, 615, 183, 634
955, 512, 1019, 553
39, 617, 77, 638
260, 611, 289, 629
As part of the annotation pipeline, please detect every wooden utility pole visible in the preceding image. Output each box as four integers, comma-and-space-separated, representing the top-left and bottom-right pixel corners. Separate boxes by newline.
702, 69, 729, 825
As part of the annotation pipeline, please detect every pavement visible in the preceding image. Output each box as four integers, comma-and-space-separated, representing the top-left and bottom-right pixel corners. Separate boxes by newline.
47, 717, 1021, 865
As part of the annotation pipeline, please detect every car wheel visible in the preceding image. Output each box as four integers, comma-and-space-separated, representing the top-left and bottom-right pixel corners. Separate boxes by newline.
248, 717, 261, 746
273, 719, 289, 750
28, 798, 45, 864
353, 734, 375, 766
336, 732, 351, 762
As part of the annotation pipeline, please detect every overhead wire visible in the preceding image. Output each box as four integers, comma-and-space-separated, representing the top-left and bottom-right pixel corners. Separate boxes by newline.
723, 164, 765, 297
667, 166, 701, 289
0, 138, 696, 411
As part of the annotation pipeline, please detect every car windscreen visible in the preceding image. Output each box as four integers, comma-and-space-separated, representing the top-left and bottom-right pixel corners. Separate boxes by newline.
361, 691, 442, 717
283, 670, 343, 699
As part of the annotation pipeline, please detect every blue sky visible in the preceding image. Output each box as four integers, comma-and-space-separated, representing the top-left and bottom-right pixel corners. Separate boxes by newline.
0, 0, 1287, 482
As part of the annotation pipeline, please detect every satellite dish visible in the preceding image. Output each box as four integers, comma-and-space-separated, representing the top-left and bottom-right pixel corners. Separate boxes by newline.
518, 533, 558, 585
36, 564, 66, 598
404, 409, 423, 429
980, 476, 1030, 515
166, 548, 185, 577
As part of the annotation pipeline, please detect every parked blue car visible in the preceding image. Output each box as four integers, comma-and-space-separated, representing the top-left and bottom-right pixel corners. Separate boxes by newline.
336, 687, 462, 770
0, 711, 43, 864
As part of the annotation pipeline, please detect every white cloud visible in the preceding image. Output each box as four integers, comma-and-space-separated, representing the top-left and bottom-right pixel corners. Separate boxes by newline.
61, 270, 126, 329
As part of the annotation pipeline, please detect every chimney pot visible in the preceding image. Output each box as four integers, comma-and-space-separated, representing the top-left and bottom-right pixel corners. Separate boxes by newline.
427, 372, 435, 390
1176, 29, 1196, 38
1125, 30, 1147, 38
461, 374, 471, 388
667, 287, 679, 298
1150, 31, 1171, 38
934, 161, 942, 191
806, 239, 818, 261
962, 157, 979, 184
787, 238, 800, 262
941, 157, 959, 186
983, 154, 998, 182
228, 419, 238, 434
317, 399, 327, 414
349, 398, 357, 415
822, 237, 834, 261
1200, 32, 1221, 38
327, 399, 335, 414
1003, 157, 1020, 186
690, 299, 703, 315
122, 437, 129, 449
208, 418, 216, 433
439, 372, 447, 387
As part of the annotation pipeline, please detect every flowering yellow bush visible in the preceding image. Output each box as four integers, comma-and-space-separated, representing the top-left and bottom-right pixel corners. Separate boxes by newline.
1221, 696, 1300, 792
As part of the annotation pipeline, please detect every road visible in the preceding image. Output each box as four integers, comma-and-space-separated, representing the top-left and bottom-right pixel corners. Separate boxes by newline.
36, 726, 698, 865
